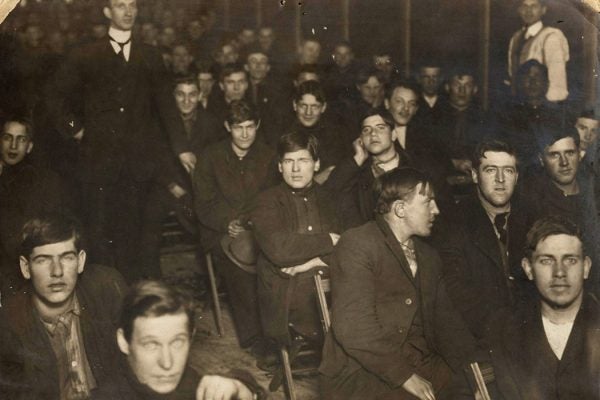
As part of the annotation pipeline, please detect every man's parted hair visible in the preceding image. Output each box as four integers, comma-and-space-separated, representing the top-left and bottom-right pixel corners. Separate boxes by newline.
360, 108, 395, 131
20, 213, 84, 258
471, 139, 518, 170
2, 115, 35, 140
119, 280, 196, 342
536, 120, 580, 154
277, 131, 319, 161
384, 78, 421, 101
226, 100, 258, 125
219, 62, 247, 83
293, 80, 326, 104
525, 215, 584, 260
375, 167, 433, 215
356, 66, 386, 86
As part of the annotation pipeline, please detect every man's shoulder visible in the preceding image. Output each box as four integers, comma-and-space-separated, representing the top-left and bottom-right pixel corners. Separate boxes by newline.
339, 220, 381, 245
78, 264, 127, 299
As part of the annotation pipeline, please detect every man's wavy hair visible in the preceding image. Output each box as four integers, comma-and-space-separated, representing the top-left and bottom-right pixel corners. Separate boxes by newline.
524, 215, 585, 260
374, 167, 432, 215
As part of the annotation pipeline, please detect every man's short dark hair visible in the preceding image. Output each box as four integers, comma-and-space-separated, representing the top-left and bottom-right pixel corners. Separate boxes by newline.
20, 213, 83, 259
196, 62, 216, 76
293, 80, 326, 104
356, 66, 386, 86
525, 215, 583, 260
360, 108, 395, 131
578, 108, 597, 120
243, 44, 269, 62
447, 65, 478, 84
219, 63, 247, 83
517, 59, 548, 83
536, 120, 580, 154
226, 100, 258, 125
384, 78, 421, 101
173, 76, 199, 90
292, 64, 322, 83
471, 139, 519, 170
119, 280, 196, 342
277, 132, 319, 161
2, 115, 34, 140
375, 168, 433, 214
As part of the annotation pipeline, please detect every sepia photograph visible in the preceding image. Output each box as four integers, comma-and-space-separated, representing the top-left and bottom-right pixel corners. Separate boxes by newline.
0, 0, 599, 398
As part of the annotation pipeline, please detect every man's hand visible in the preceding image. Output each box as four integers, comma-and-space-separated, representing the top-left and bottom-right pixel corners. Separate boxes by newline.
281, 257, 328, 276
196, 375, 255, 400
329, 233, 340, 246
402, 373, 436, 400
168, 183, 187, 199
73, 128, 84, 142
353, 138, 369, 167
179, 152, 197, 174
227, 219, 246, 238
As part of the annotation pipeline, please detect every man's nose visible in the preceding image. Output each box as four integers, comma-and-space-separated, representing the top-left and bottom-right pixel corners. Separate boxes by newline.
495, 169, 505, 183
431, 200, 440, 216
559, 154, 568, 166
50, 258, 64, 277
553, 262, 567, 278
158, 346, 174, 370
292, 161, 300, 172
9, 138, 17, 149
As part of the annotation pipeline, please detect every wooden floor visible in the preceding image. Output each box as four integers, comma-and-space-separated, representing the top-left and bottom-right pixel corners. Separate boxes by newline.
161, 249, 320, 400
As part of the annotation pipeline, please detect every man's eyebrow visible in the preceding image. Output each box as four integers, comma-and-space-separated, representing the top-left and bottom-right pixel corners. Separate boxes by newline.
32, 250, 77, 260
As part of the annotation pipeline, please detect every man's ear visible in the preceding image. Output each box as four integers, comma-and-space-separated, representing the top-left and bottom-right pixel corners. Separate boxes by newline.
224, 121, 231, 132
583, 256, 592, 280
538, 154, 544, 167
314, 159, 321, 172
102, 6, 112, 21
278, 162, 283, 174
521, 258, 534, 281
384, 98, 390, 110
393, 200, 405, 217
77, 250, 86, 275
321, 102, 327, 113
255, 120, 261, 131
473, 85, 479, 96
219, 82, 225, 91
116, 328, 130, 355
244, 64, 250, 72
471, 167, 478, 184
19, 256, 31, 280
292, 101, 298, 112
444, 83, 450, 94
26, 142, 33, 155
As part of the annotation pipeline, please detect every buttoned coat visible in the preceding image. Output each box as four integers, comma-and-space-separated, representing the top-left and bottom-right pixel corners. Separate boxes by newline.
49, 38, 183, 184
319, 216, 476, 396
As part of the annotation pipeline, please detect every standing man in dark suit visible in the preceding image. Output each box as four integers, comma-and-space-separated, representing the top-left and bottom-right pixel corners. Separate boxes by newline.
320, 168, 476, 400
48, 0, 185, 282
437, 140, 531, 340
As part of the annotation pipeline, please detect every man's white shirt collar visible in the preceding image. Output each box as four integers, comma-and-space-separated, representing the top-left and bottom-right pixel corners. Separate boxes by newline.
108, 27, 132, 61
525, 21, 543, 39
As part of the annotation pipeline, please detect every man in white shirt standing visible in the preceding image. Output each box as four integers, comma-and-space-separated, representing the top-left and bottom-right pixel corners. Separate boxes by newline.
508, 0, 569, 102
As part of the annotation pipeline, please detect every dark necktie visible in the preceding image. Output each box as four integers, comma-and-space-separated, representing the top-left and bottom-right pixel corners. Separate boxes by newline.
510, 28, 527, 94
109, 36, 131, 62
494, 212, 509, 246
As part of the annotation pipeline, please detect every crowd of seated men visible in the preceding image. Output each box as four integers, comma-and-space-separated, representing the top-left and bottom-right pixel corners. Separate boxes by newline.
1, 0, 600, 398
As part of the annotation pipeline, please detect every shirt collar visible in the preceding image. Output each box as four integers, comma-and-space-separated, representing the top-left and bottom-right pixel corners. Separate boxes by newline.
108, 27, 132, 43
40, 296, 81, 336
478, 191, 511, 224
525, 21, 543, 39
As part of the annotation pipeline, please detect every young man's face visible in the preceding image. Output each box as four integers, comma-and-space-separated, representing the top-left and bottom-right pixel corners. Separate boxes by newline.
118, 312, 191, 394
360, 115, 396, 156
19, 238, 85, 309
447, 75, 477, 110
171, 45, 193, 74
518, 0, 546, 26
397, 182, 439, 238
220, 44, 239, 65
1, 121, 33, 166
220, 71, 248, 102
519, 65, 548, 101
385, 87, 418, 126
299, 40, 321, 65
575, 117, 599, 151
333, 45, 353, 68
293, 94, 326, 127
373, 55, 393, 77
418, 67, 442, 97
238, 29, 256, 46
522, 234, 590, 310
472, 151, 518, 209
104, 0, 138, 31
541, 137, 580, 189
245, 53, 270, 82
357, 76, 384, 106
197, 72, 215, 96
174, 83, 199, 115
258, 27, 274, 49
279, 149, 320, 190
226, 119, 258, 154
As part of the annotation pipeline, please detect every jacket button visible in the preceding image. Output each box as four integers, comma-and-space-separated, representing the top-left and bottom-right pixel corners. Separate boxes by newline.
398, 328, 403, 333
119, 107, 125, 112
307, 225, 313, 231
405, 298, 412, 305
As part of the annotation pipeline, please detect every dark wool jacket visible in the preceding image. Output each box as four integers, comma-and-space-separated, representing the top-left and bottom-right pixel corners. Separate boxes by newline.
193, 139, 277, 252
0, 265, 127, 400
251, 182, 341, 344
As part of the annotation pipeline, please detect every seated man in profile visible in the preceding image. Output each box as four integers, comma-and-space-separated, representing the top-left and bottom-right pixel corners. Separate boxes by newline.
251, 132, 341, 350
320, 168, 476, 400
92, 280, 265, 400
0, 213, 127, 400
457, 216, 600, 399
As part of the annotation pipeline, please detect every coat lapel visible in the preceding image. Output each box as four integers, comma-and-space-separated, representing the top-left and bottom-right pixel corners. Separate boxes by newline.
375, 216, 417, 286
467, 199, 504, 269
